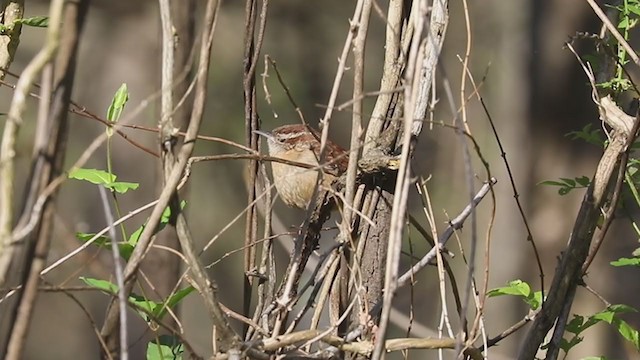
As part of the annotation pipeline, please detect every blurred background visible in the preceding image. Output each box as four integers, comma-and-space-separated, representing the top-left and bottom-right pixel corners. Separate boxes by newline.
1, 0, 639, 359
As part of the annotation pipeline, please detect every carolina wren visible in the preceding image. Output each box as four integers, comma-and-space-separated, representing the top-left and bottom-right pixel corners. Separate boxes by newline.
254, 124, 349, 209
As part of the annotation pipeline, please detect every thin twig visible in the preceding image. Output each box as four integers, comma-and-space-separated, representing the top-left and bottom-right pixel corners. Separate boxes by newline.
397, 178, 496, 288
98, 186, 128, 360
0, 0, 65, 287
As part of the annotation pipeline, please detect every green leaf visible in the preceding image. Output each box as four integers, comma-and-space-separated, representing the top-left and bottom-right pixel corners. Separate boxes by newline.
575, 176, 591, 187
619, 16, 632, 28
606, 304, 638, 313
82, 278, 154, 322
117, 243, 135, 261
558, 335, 582, 352
128, 293, 159, 322
157, 286, 195, 318
17, 16, 49, 27
76, 232, 110, 245
68, 168, 138, 194
81, 277, 118, 294
615, 320, 640, 349
525, 290, 543, 311
128, 225, 144, 246
76, 234, 134, 261
104, 181, 139, 194
128, 201, 187, 246
69, 168, 116, 185
538, 180, 566, 187
559, 178, 576, 186
487, 279, 531, 298
147, 335, 184, 360
487, 280, 544, 310
128, 288, 194, 323
578, 306, 640, 350
610, 257, 640, 267
566, 315, 585, 334
107, 83, 129, 123
538, 175, 591, 196
566, 123, 604, 146
590, 307, 640, 349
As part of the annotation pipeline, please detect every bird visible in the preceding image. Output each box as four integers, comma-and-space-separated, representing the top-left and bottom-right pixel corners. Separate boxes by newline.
254, 124, 349, 209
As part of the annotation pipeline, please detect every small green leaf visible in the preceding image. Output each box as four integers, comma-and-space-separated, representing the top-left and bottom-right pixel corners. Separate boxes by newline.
157, 287, 195, 318
76, 234, 134, 261
590, 307, 640, 349
128, 225, 144, 246
82, 277, 171, 323
104, 181, 139, 194
606, 304, 638, 313
128, 201, 187, 246
525, 290, 543, 311
566, 315, 585, 334
147, 335, 184, 360
17, 16, 49, 28
487, 280, 544, 310
128, 293, 159, 322
610, 257, 640, 267
575, 176, 591, 187
76, 232, 110, 245
118, 243, 135, 261
107, 83, 129, 123
558, 335, 582, 352
81, 277, 118, 294
487, 279, 531, 298
615, 320, 640, 349
69, 168, 116, 185
538, 180, 566, 187
619, 17, 631, 28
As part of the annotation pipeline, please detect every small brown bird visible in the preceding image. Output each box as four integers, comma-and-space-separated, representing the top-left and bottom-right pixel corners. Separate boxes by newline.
254, 124, 348, 208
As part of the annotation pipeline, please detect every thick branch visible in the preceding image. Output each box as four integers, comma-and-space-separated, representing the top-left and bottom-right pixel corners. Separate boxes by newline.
517, 98, 638, 359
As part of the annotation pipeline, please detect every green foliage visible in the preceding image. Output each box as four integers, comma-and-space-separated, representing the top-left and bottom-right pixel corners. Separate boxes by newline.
74, 201, 185, 261
538, 176, 591, 195
599, 0, 640, 95
105, 83, 128, 138
75, 232, 134, 260
0, 16, 49, 33
542, 3, 640, 359
128, 200, 186, 246
487, 280, 542, 310
147, 335, 184, 360
107, 83, 129, 123
80, 277, 194, 325
566, 124, 604, 147
16, 16, 49, 28
597, 77, 633, 93
68, 168, 139, 194
69, 167, 115, 184
555, 305, 640, 355
610, 256, 640, 267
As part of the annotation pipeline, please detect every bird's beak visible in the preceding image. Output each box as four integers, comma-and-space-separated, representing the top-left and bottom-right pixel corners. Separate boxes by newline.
253, 129, 273, 140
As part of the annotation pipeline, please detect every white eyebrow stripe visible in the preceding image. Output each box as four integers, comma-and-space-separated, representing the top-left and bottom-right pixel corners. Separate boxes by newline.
277, 132, 305, 140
